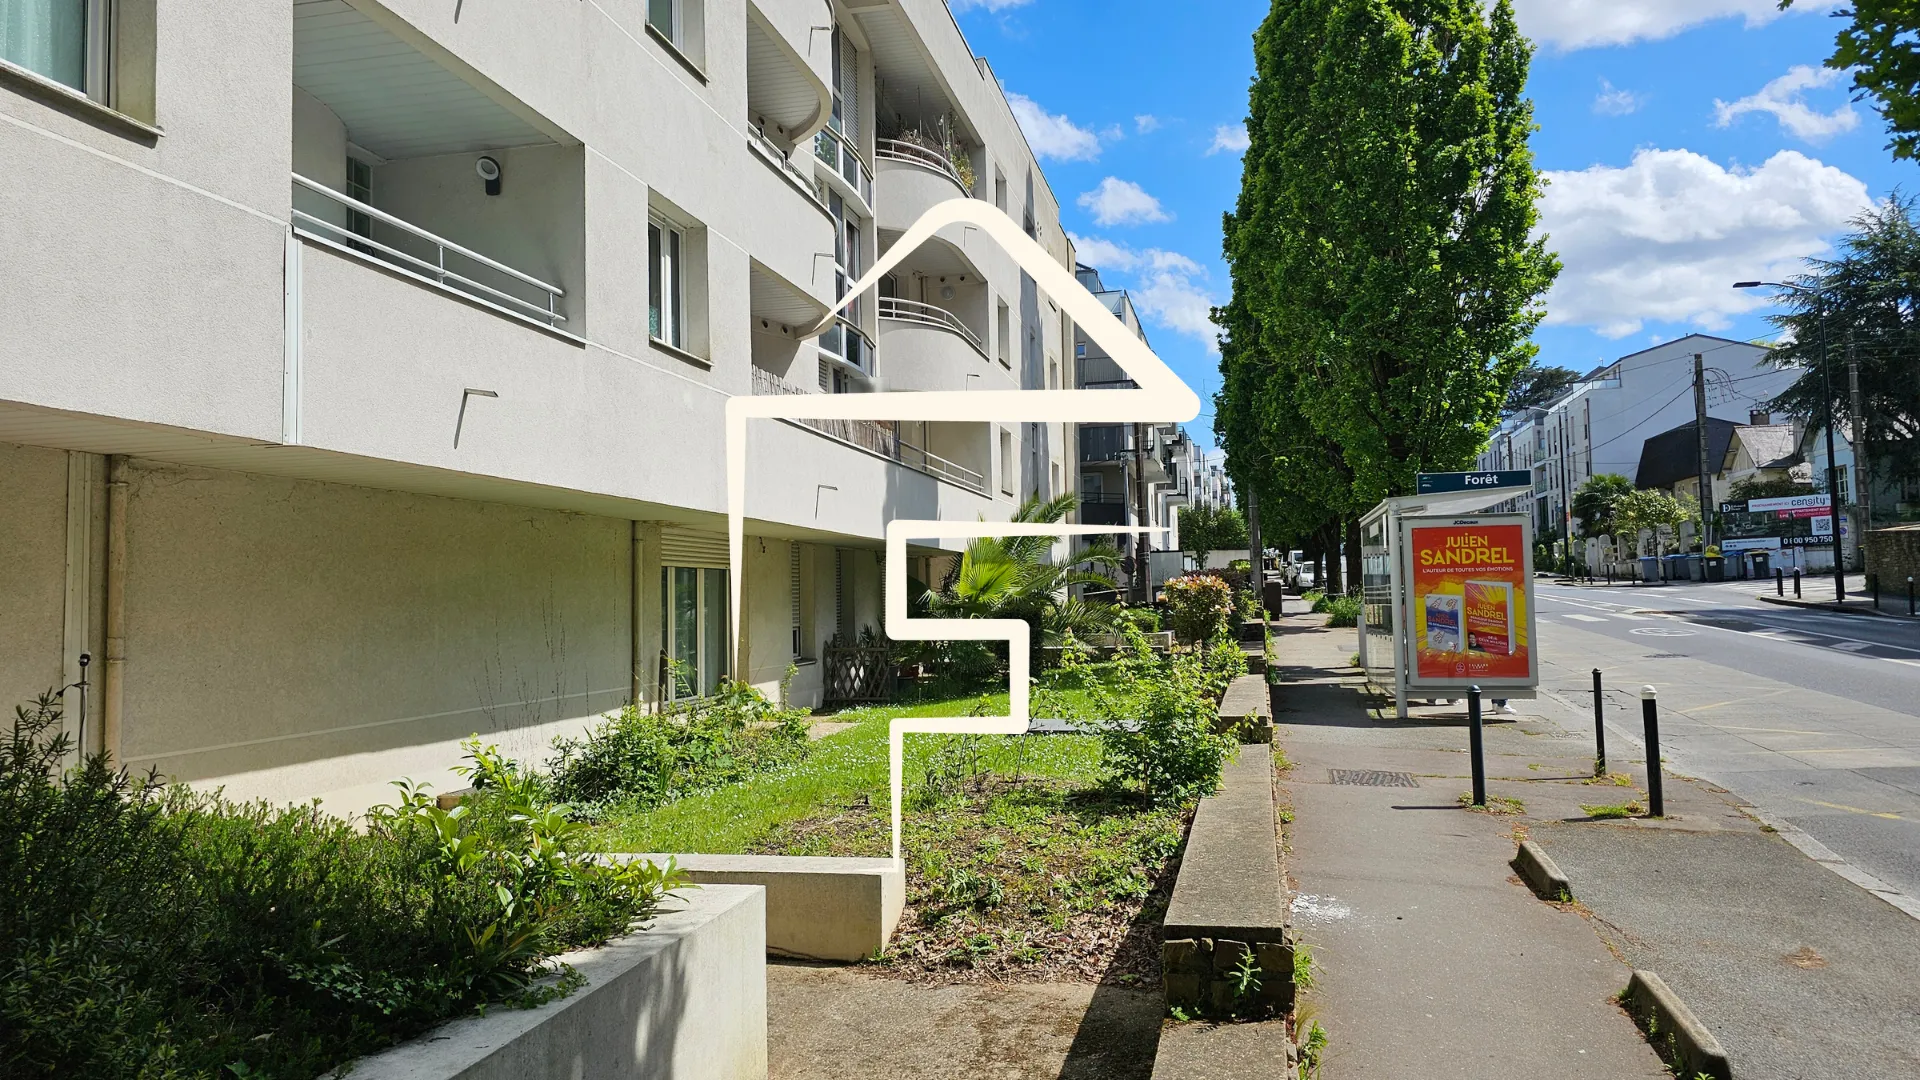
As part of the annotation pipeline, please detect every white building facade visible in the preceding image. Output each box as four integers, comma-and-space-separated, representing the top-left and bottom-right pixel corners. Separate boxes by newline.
0, 0, 1076, 813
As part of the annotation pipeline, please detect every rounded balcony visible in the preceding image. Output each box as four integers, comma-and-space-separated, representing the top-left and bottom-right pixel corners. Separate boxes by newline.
877, 297, 1006, 394
875, 138, 972, 235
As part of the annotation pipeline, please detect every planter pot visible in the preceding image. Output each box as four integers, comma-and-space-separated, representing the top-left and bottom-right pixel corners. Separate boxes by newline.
345, 885, 766, 1080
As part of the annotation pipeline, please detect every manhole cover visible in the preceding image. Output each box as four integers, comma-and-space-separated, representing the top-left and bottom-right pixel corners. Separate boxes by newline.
1630, 626, 1697, 637
1329, 769, 1420, 787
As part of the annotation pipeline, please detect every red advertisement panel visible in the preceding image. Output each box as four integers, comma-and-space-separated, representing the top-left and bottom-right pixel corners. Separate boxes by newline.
1409, 522, 1531, 683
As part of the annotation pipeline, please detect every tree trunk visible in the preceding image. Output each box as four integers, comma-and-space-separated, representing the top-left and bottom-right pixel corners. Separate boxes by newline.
1318, 521, 1344, 593
1344, 517, 1363, 597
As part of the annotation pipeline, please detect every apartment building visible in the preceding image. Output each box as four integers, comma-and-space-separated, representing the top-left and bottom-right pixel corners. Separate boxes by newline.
0, 0, 1076, 813
1478, 334, 1791, 536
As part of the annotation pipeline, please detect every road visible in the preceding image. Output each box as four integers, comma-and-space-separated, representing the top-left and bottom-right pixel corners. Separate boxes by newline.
1530, 577, 1920, 911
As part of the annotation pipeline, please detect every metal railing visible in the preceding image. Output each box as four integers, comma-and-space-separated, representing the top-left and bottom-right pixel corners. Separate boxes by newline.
750, 122, 820, 198
1078, 378, 1138, 390
878, 297, 987, 356
813, 125, 874, 208
875, 137, 970, 194
749, 367, 988, 494
289, 174, 565, 327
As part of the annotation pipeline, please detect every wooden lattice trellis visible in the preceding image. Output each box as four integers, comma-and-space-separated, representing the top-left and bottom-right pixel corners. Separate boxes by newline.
823, 646, 892, 705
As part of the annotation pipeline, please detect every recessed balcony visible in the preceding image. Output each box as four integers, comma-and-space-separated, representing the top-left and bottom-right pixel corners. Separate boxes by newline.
877, 297, 991, 394
749, 367, 986, 495
874, 137, 973, 235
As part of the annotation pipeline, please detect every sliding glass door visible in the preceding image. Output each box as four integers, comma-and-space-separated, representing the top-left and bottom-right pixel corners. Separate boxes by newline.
661, 566, 729, 699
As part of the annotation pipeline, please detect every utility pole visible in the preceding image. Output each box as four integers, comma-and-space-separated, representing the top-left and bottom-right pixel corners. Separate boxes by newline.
1131, 421, 1151, 605
1819, 305, 1845, 600
1849, 338, 1870, 568
1693, 352, 1713, 548
1246, 484, 1264, 612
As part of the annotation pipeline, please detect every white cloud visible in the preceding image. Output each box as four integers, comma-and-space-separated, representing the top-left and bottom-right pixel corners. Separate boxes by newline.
1510, 0, 1821, 50
1135, 114, 1162, 134
1077, 177, 1171, 227
1067, 234, 1220, 352
1593, 79, 1641, 116
1714, 65, 1859, 142
1207, 123, 1250, 156
1101, 123, 1125, 142
1006, 92, 1102, 162
1537, 148, 1871, 338
948, 0, 1034, 11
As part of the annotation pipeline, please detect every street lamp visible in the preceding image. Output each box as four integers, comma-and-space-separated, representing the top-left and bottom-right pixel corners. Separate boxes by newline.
1733, 280, 1846, 603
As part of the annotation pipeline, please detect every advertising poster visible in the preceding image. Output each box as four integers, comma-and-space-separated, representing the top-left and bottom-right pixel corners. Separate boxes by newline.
1403, 516, 1536, 689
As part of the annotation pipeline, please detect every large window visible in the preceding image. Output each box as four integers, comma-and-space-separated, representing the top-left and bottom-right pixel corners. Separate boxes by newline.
661, 566, 729, 699
649, 218, 684, 349
1, 0, 108, 99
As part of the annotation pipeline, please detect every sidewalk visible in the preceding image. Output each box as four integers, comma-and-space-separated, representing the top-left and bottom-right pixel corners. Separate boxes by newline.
1272, 604, 1920, 1079
1754, 570, 1920, 618
1271, 613, 1668, 1079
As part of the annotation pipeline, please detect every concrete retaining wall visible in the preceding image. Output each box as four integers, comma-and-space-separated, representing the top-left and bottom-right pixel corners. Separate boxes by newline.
616, 854, 902, 961
347, 884, 767, 1080
1162, 742, 1291, 1015
1216, 674, 1273, 745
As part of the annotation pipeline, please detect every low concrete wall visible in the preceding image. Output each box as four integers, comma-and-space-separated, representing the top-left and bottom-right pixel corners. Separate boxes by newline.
616, 854, 903, 962
1216, 674, 1273, 745
1162, 743, 1291, 1014
348, 884, 767, 1080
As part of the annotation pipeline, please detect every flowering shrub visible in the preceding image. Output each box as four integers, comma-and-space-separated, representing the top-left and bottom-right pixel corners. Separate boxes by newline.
1163, 573, 1235, 643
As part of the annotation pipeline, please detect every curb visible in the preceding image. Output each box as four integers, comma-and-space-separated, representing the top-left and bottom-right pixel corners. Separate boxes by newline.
1511, 840, 1572, 902
1752, 593, 1901, 619
1621, 970, 1732, 1080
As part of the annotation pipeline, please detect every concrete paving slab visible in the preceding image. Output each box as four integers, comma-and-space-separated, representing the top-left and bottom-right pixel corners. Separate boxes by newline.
1149, 1018, 1295, 1080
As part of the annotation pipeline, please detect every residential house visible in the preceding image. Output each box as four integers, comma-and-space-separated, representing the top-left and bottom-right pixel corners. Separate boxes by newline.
0, 0, 1077, 813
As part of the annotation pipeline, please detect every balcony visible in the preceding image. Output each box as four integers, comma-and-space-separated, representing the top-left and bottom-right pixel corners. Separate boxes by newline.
875, 137, 973, 236
1080, 424, 1135, 464
814, 126, 874, 215
750, 367, 985, 494
1080, 492, 1129, 526
291, 175, 566, 330
877, 297, 993, 393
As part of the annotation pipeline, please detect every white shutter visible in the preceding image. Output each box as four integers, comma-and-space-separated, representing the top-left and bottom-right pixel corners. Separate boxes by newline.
789, 542, 802, 657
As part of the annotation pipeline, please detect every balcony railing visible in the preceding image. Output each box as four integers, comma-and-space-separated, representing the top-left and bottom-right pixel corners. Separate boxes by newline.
289, 174, 565, 328
1079, 378, 1138, 390
817, 316, 875, 377
878, 297, 987, 358
749, 367, 987, 495
813, 125, 874, 210
875, 137, 971, 194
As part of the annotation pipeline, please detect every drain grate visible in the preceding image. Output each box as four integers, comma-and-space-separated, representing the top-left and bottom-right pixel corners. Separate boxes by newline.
1329, 769, 1420, 788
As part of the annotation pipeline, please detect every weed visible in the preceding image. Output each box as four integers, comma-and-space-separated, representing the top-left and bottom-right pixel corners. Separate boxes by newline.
1168, 1004, 1195, 1022
1292, 942, 1316, 990
1229, 951, 1263, 1003
1278, 807, 1295, 824
1298, 1020, 1329, 1078
1582, 801, 1645, 820
1458, 792, 1525, 815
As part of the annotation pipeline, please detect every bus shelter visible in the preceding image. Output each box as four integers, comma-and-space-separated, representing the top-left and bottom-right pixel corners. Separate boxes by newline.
1358, 472, 1539, 719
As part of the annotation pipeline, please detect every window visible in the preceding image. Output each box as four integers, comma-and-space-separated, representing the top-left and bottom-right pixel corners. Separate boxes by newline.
1000, 428, 1015, 495
1, 0, 109, 100
996, 301, 1011, 368
994, 170, 1008, 213
790, 542, 805, 659
648, 0, 681, 44
345, 156, 373, 246
1049, 359, 1059, 390
649, 218, 684, 349
661, 565, 729, 699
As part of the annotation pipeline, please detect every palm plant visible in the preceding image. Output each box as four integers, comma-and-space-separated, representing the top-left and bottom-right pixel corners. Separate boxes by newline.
924, 494, 1125, 663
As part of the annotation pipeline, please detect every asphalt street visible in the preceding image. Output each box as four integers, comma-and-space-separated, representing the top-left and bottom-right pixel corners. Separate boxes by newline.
1530, 577, 1920, 911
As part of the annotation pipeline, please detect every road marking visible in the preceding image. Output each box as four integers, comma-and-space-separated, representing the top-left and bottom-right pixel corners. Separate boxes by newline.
1797, 798, 1906, 821
1831, 641, 1871, 652
1629, 626, 1697, 637
1890, 659, 1920, 668
1562, 613, 1609, 623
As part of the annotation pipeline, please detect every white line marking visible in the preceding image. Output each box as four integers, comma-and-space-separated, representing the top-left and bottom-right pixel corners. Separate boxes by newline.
1562, 613, 1609, 623
1831, 642, 1871, 652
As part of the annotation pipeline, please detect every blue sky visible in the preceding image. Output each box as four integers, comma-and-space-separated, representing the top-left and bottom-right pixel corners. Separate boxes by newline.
947, 0, 1916, 450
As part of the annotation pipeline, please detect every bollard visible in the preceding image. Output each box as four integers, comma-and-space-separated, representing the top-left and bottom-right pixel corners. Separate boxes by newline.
1775, 567, 1784, 595
1640, 686, 1664, 818
1873, 574, 1881, 612
1793, 568, 1803, 599
1909, 576, 1915, 618
1467, 686, 1487, 808
1592, 668, 1607, 777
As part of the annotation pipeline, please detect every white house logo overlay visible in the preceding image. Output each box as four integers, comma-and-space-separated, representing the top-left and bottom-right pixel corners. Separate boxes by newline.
724, 199, 1201, 861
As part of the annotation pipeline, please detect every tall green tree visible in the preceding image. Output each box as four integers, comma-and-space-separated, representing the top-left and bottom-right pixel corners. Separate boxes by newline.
1761, 194, 1920, 493
1505, 362, 1583, 413
1570, 473, 1633, 538
1787, 1, 1920, 161
1223, 0, 1560, 515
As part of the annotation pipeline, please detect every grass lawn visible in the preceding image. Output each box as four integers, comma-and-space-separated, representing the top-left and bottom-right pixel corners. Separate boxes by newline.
586, 685, 1194, 986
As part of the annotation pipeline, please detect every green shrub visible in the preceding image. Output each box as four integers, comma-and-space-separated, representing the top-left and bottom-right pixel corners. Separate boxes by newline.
1081, 628, 1236, 804
1302, 589, 1327, 610
1323, 594, 1361, 628
1117, 606, 1163, 634
547, 678, 811, 818
0, 695, 678, 1080
1163, 573, 1235, 643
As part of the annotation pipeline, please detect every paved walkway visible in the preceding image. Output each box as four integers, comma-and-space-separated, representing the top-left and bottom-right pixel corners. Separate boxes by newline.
1272, 610, 1668, 1080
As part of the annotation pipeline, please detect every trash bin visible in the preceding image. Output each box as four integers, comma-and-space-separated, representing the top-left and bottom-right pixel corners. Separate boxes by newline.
1687, 554, 1705, 581
1663, 554, 1690, 582
1748, 550, 1771, 578
1639, 555, 1662, 582
1704, 555, 1726, 582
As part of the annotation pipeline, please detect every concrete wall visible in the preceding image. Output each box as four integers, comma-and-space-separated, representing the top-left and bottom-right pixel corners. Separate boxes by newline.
0, 443, 71, 723
114, 460, 631, 813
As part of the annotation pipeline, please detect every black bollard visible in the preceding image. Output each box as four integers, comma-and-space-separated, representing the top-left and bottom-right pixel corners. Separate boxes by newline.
1468, 686, 1486, 807
1793, 568, 1803, 599
1909, 576, 1916, 618
1592, 668, 1607, 777
1641, 686, 1664, 818
1775, 568, 1784, 595
1873, 574, 1881, 612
